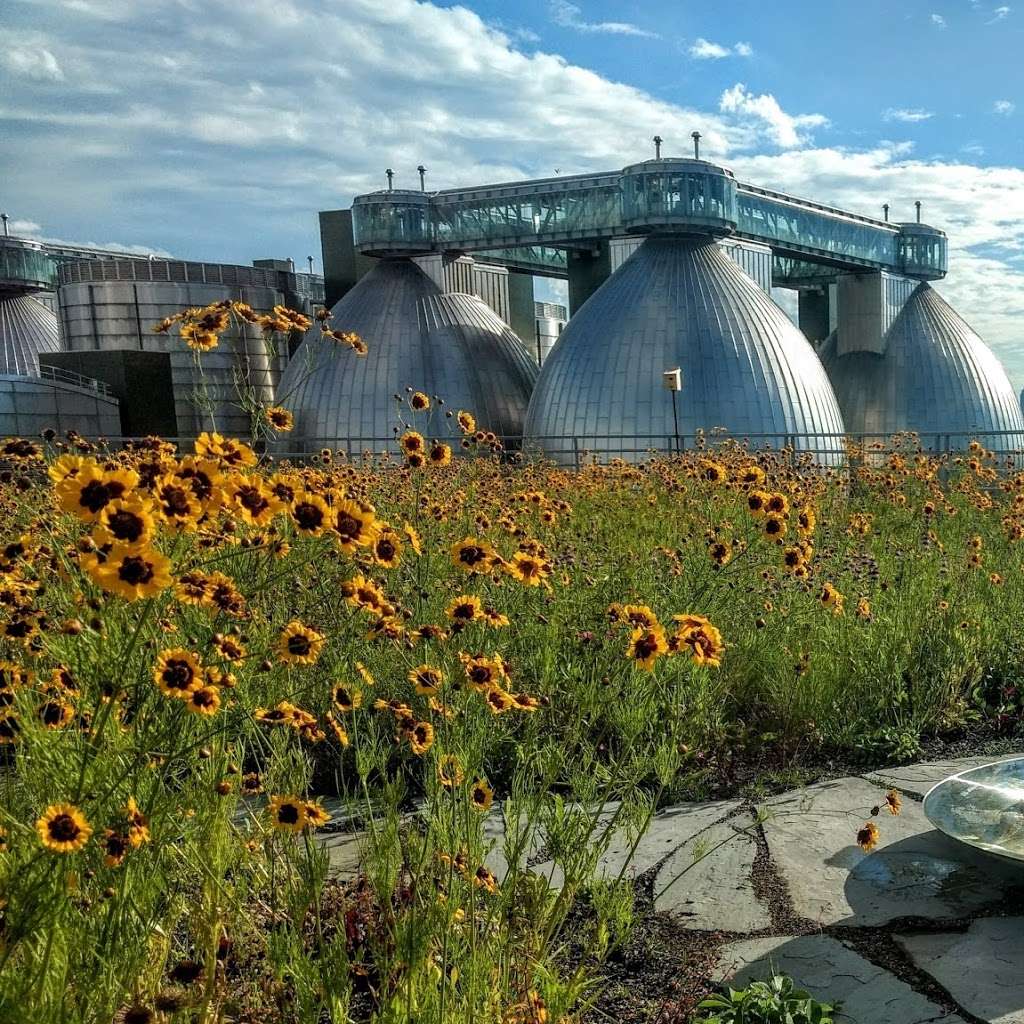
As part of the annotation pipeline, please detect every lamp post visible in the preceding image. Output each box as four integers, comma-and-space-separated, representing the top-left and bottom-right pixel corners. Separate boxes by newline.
662, 367, 683, 453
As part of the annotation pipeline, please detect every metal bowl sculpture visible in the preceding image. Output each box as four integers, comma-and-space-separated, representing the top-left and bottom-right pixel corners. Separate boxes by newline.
923, 758, 1024, 863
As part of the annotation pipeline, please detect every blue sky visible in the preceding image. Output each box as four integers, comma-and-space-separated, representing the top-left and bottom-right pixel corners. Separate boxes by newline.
2, 0, 1024, 380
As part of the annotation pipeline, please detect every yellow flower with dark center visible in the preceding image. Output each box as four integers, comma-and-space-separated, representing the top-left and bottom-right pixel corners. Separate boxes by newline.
265, 405, 294, 432
699, 459, 727, 483
185, 685, 221, 716
406, 451, 425, 469
747, 489, 770, 515
511, 692, 540, 712
474, 865, 498, 893
763, 514, 787, 539
737, 464, 766, 486
37, 803, 92, 853
153, 649, 202, 698
506, 551, 549, 586
399, 431, 425, 456
429, 443, 452, 467
403, 522, 422, 555
437, 754, 464, 788
56, 463, 139, 523
470, 778, 493, 812
0, 713, 21, 744
121, 797, 150, 848
884, 790, 902, 816
820, 582, 845, 615
38, 698, 74, 729
446, 594, 483, 622
267, 794, 306, 833
343, 574, 387, 613
708, 541, 732, 567
175, 570, 211, 605
325, 711, 350, 746
224, 475, 282, 528
276, 621, 325, 665
214, 633, 246, 662
797, 506, 816, 536
856, 597, 872, 620
627, 625, 668, 671
331, 684, 362, 712
303, 799, 331, 828
88, 544, 172, 601
151, 474, 200, 531
766, 493, 789, 515
484, 688, 514, 714
103, 830, 129, 868
206, 572, 246, 617
285, 491, 328, 536
451, 537, 495, 574
674, 619, 724, 668
460, 653, 505, 692
93, 495, 156, 549
408, 664, 444, 695
372, 529, 403, 568
410, 391, 430, 411
408, 720, 434, 755
456, 410, 476, 434
331, 498, 380, 552
856, 821, 880, 852
782, 546, 805, 572
194, 431, 257, 469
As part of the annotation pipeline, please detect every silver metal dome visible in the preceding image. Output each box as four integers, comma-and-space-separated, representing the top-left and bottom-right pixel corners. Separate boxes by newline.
524, 237, 846, 463
278, 259, 538, 447
820, 283, 1024, 450
0, 293, 61, 376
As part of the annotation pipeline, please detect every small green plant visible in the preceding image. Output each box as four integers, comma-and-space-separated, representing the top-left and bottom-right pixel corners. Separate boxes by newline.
694, 973, 839, 1023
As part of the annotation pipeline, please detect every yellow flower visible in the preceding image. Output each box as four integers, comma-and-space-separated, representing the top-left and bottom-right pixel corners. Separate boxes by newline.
86, 544, 172, 601
37, 804, 92, 853
672, 616, 724, 667
410, 391, 430, 411
331, 498, 380, 553
437, 754, 464, 789
185, 685, 221, 716
331, 683, 362, 712
151, 474, 201, 532
506, 551, 550, 587
153, 649, 203, 698
92, 495, 156, 549
56, 463, 138, 523
456, 410, 476, 434
403, 522, 422, 555
856, 821, 880, 852
451, 537, 495, 574
277, 620, 325, 665
446, 594, 483, 623
627, 625, 668, 671
265, 405, 295, 432
408, 720, 434, 755
399, 431, 425, 456
267, 794, 306, 834
289, 492, 330, 537
429, 443, 452, 467
372, 528, 403, 568
223, 475, 282, 528
408, 664, 444, 695
470, 778, 493, 812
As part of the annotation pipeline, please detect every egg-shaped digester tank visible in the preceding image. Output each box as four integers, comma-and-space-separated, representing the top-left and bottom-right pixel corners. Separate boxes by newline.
820, 283, 1024, 450
277, 258, 538, 448
524, 236, 846, 464
0, 293, 61, 375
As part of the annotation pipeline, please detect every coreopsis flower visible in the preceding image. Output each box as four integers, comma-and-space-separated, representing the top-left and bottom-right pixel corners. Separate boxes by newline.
429, 443, 452, 467
408, 664, 444, 696
223, 475, 282, 528
672, 616, 724, 667
185, 685, 221, 716
125, 798, 150, 847
372, 528, 403, 568
399, 431, 425, 457
884, 790, 902, 816
265, 406, 294, 432
460, 653, 505, 692
408, 720, 434, 755
331, 499, 380, 553
456, 410, 476, 434
92, 495, 156, 549
797, 506, 817, 536
474, 865, 499, 893
289, 492, 330, 536
303, 800, 331, 829
267, 795, 306, 834
747, 489, 770, 515
153, 649, 203, 699
470, 778, 493, 812
856, 821, 880, 852
451, 537, 495, 574
506, 551, 549, 586
37, 803, 92, 853
56, 463, 139, 523
86, 544, 172, 601
410, 391, 431, 411
820, 582, 845, 615
446, 594, 484, 623
437, 754, 464, 789
403, 522, 422, 555
151, 475, 201, 532
627, 625, 669, 671
276, 621, 325, 666
331, 684, 362, 712
763, 514, 787, 540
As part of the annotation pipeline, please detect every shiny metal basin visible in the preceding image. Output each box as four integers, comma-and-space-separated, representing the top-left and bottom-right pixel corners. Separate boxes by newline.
923, 758, 1024, 864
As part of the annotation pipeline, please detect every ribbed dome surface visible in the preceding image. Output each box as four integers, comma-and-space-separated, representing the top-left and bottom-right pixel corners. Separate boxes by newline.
820, 283, 1024, 449
0, 294, 60, 375
524, 237, 845, 463
278, 259, 538, 445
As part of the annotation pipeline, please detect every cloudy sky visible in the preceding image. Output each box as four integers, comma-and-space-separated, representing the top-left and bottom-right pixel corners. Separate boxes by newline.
3, 0, 1024, 381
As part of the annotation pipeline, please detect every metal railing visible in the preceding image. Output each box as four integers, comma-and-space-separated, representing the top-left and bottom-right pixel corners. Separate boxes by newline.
52, 430, 1024, 469
37, 364, 112, 397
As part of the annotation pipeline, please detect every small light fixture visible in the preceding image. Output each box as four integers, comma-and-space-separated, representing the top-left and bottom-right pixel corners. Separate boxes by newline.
691, 131, 702, 159
417, 165, 427, 191
662, 367, 683, 391
653, 135, 663, 159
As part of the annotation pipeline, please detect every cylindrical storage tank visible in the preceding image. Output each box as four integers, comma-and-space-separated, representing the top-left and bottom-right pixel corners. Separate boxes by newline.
0, 294, 61, 375
277, 259, 538, 450
820, 283, 1024, 451
524, 237, 846, 464
0, 374, 121, 439
57, 259, 293, 438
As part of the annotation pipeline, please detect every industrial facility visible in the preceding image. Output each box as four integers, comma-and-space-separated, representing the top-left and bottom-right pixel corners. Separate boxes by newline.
3, 141, 1022, 458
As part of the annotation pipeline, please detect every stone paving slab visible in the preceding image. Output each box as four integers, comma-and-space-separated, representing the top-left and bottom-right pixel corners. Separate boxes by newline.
713, 934, 968, 1024
864, 755, 1024, 799
319, 832, 363, 878
761, 777, 1019, 927
898, 919, 1024, 1024
654, 811, 769, 932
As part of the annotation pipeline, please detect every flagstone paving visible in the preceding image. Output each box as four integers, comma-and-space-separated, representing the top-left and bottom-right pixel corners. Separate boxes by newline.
306, 754, 1024, 1022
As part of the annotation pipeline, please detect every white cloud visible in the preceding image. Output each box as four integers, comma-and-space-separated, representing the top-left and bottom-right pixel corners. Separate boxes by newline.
961, 141, 986, 156
1, 45, 64, 81
883, 107, 935, 123
994, 99, 1016, 115
931, 13, 948, 27
6, 219, 43, 236
4, 0, 1024, 386
689, 38, 752, 59
549, 1, 657, 38
719, 84, 829, 148
988, 5, 1012, 21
